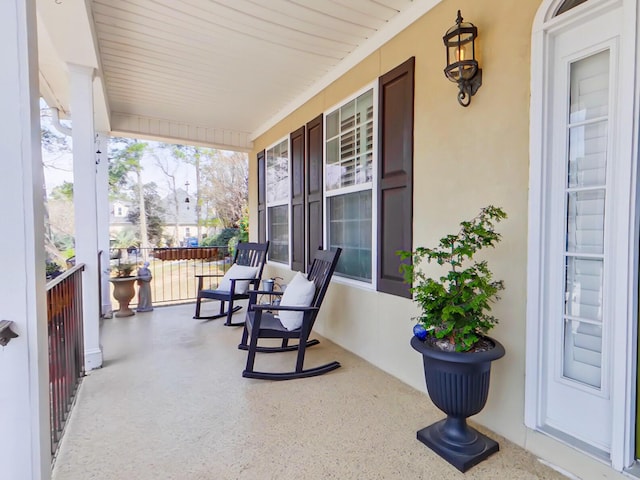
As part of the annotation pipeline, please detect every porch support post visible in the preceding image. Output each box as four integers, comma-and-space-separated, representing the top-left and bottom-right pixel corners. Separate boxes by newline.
95, 132, 113, 318
69, 63, 103, 370
0, 0, 51, 478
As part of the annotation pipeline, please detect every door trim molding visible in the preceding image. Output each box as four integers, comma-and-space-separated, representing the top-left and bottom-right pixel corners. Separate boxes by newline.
526, 0, 639, 470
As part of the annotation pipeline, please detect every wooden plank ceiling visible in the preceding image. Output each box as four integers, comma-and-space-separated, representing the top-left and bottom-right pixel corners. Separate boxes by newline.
90, 0, 416, 149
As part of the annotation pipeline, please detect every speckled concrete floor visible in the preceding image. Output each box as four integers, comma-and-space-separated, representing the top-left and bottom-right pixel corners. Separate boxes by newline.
51, 302, 567, 480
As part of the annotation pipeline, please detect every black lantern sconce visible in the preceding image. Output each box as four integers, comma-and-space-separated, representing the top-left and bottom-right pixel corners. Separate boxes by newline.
184, 181, 191, 210
443, 10, 482, 107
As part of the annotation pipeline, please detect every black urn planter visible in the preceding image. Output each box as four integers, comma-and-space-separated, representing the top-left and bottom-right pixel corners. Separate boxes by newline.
411, 335, 505, 472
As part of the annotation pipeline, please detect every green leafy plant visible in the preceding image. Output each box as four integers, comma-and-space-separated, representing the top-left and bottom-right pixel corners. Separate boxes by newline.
201, 227, 239, 249
46, 260, 63, 279
398, 206, 507, 352
112, 262, 137, 278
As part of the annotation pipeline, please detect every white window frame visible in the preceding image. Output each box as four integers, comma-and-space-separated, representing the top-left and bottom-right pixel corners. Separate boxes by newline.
526, 0, 639, 471
323, 82, 378, 289
265, 136, 291, 266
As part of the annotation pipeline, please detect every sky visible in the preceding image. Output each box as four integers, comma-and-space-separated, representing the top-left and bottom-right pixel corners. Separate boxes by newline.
41, 102, 197, 197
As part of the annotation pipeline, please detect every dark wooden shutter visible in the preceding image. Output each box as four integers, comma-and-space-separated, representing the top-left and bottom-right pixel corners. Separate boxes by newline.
306, 114, 323, 272
377, 57, 414, 298
290, 126, 305, 271
257, 150, 266, 243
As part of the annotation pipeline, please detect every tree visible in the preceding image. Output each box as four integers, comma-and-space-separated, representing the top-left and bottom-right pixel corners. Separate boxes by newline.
46, 187, 75, 266
171, 145, 207, 240
109, 138, 140, 198
41, 106, 74, 267
40, 106, 73, 176
154, 146, 186, 246
50, 181, 73, 201
126, 183, 166, 246
200, 150, 248, 228
109, 139, 151, 255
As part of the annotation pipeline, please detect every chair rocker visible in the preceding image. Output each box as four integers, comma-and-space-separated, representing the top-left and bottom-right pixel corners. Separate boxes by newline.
193, 241, 269, 326
239, 247, 341, 380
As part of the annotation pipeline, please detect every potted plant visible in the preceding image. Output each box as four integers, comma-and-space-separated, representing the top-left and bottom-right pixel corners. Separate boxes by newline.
46, 260, 63, 280
110, 262, 138, 317
398, 205, 507, 472
112, 262, 136, 278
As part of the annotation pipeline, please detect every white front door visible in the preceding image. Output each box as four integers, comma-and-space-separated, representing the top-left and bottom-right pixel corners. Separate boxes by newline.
538, 3, 629, 455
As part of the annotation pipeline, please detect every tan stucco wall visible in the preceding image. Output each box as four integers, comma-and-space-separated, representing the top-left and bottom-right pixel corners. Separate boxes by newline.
248, 1, 628, 478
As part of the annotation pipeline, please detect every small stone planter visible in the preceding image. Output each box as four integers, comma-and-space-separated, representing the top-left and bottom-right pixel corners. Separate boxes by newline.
110, 277, 138, 317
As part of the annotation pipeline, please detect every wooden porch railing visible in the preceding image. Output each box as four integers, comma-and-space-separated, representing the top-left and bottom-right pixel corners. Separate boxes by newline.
47, 264, 85, 458
109, 246, 231, 306
152, 246, 224, 261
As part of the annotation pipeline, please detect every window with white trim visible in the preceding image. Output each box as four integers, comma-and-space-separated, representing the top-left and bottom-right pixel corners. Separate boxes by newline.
325, 88, 375, 283
266, 138, 289, 264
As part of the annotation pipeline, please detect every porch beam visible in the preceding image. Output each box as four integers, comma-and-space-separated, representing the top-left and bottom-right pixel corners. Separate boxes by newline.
69, 63, 103, 370
0, 0, 51, 478
110, 112, 253, 152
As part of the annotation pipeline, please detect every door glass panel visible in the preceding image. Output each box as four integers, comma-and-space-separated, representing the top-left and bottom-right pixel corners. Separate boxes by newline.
562, 49, 609, 390
565, 257, 603, 322
555, 0, 588, 17
566, 190, 605, 254
563, 257, 604, 388
568, 121, 608, 188
564, 319, 602, 388
569, 50, 609, 123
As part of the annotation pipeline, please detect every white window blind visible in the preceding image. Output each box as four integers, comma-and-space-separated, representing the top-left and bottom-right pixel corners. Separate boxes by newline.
328, 191, 372, 282
325, 88, 375, 282
326, 90, 374, 191
266, 139, 290, 264
562, 49, 609, 389
268, 205, 289, 263
266, 139, 289, 204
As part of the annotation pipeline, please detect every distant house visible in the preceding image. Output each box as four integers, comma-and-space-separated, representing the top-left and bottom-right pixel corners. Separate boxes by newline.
109, 201, 133, 234
109, 191, 219, 248
159, 188, 201, 247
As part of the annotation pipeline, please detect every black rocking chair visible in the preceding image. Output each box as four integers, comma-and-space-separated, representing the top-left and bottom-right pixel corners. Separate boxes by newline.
193, 241, 269, 326
239, 247, 342, 380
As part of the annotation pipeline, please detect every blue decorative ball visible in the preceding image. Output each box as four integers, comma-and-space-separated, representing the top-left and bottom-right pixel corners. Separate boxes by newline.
413, 323, 428, 340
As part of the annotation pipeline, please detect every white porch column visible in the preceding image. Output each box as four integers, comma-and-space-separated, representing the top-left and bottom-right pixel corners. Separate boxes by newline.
96, 133, 113, 318
0, 0, 51, 478
69, 63, 103, 370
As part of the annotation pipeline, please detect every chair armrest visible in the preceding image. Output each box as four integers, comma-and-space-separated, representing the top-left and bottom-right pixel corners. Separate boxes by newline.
195, 273, 225, 291
248, 290, 284, 297
252, 304, 319, 313
247, 289, 283, 310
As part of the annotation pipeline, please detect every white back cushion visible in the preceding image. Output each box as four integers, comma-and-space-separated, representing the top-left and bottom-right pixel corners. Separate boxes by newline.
218, 264, 258, 294
278, 272, 316, 331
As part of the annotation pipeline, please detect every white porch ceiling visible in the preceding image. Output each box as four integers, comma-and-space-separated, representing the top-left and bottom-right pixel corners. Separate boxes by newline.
37, 0, 440, 151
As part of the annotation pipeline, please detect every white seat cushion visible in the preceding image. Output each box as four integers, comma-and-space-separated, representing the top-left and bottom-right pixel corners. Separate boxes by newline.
218, 264, 259, 294
278, 272, 316, 331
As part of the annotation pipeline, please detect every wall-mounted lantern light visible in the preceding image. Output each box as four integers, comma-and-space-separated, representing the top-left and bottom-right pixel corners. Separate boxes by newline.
443, 10, 482, 107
